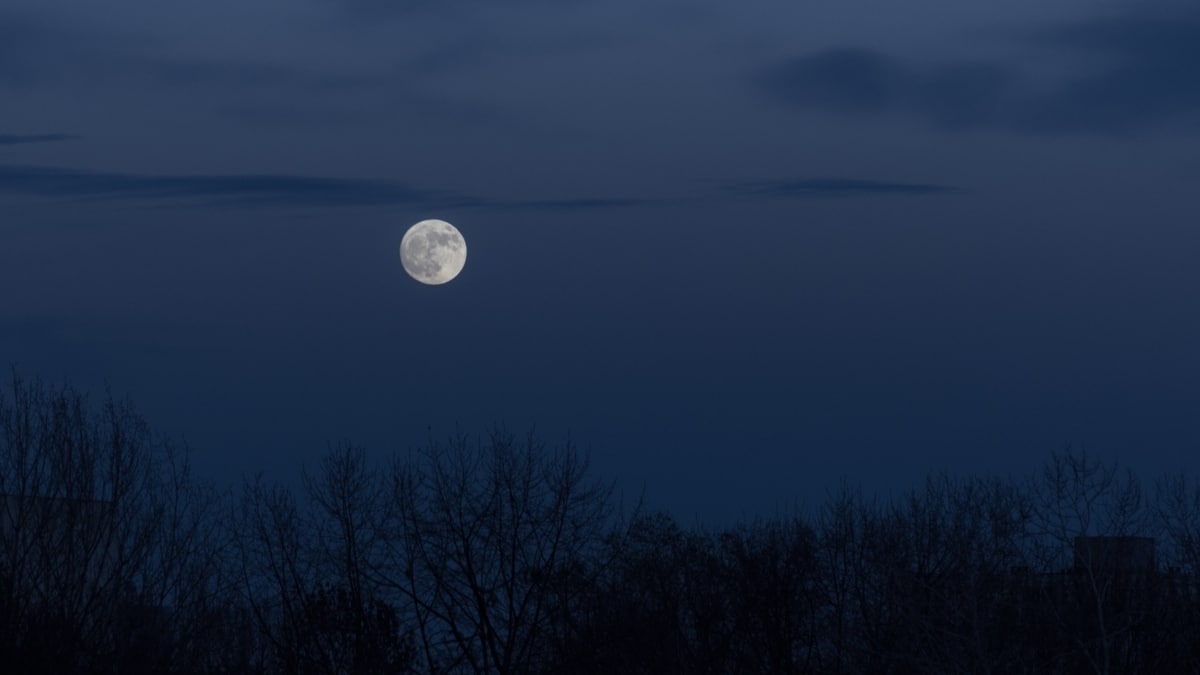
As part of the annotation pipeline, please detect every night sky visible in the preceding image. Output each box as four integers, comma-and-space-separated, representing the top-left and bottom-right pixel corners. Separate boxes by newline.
3, 0, 1198, 524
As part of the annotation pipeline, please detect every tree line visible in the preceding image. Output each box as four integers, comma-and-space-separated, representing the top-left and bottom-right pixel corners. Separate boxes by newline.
1, 373, 1198, 674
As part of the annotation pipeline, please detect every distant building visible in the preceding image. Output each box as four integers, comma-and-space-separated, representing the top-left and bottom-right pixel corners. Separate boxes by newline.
1073, 536, 1155, 575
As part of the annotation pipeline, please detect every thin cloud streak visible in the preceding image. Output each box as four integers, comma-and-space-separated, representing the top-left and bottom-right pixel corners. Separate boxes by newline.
726, 178, 958, 198
0, 165, 476, 208
0, 134, 79, 145
498, 198, 654, 210
0, 165, 958, 212
0, 165, 644, 211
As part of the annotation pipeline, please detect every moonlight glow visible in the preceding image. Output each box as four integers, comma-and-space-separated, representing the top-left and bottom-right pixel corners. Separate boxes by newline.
400, 219, 467, 285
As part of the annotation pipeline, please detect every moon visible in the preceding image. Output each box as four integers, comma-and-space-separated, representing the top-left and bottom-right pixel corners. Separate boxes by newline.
400, 219, 467, 285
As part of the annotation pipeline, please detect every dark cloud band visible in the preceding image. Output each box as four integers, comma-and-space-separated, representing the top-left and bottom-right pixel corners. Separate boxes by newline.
0, 165, 473, 208
0, 134, 79, 145
0, 165, 651, 211
0, 165, 956, 212
726, 178, 957, 198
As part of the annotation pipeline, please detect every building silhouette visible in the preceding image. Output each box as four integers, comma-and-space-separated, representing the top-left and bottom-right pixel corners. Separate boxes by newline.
1073, 535, 1155, 575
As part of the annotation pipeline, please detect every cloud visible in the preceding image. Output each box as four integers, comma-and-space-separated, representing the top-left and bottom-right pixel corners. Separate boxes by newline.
0, 165, 478, 208
0, 164, 944, 212
147, 59, 378, 92
759, 49, 1021, 132
320, 0, 583, 20
0, 8, 502, 132
0, 133, 78, 145
759, 49, 904, 115
759, 8, 1200, 135
0, 9, 383, 94
502, 198, 653, 209
1018, 9, 1200, 133
0, 165, 656, 211
726, 178, 958, 198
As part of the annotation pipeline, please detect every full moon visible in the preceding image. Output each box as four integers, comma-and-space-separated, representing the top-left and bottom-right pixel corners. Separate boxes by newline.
400, 219, 467, 285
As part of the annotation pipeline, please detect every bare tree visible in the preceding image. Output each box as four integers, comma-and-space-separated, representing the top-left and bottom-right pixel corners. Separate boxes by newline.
233, 474, 320, 673
304, 443, 415, 674
885, 474, 1034, 674
553, 511, 735, 675
1152, 473, 1200, 672
378, 429, 614, 675
233, 458, 415, 675
0, 372, 224, 673
811, 482, 913, 674
1025, 449, 1154, 675
720, 515, 820, 675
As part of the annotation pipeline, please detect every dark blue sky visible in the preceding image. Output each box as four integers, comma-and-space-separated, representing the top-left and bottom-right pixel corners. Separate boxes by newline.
3, 0, 1199, 524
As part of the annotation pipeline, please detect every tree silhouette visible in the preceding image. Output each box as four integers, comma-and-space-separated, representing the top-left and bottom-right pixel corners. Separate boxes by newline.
378, 429, 615, 675
5, 371, 1200, 673
0, 372, 225, 674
